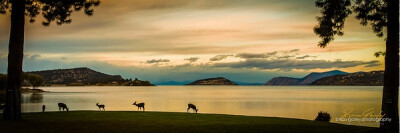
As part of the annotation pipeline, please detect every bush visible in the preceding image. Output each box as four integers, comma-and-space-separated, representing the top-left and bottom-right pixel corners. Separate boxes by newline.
315, 111, 331, 122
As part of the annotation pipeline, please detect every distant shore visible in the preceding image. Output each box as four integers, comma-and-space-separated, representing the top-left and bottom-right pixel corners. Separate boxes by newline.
0, 87, 47, 95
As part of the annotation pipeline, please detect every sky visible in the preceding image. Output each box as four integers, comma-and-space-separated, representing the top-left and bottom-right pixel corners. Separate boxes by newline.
0, 0, 386, 83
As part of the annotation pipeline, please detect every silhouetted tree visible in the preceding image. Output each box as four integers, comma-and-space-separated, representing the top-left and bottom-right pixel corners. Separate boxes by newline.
314, 0, 398, 132
24, 73, 44, 88
0, 74, 6, 90
0, 0, 100, 120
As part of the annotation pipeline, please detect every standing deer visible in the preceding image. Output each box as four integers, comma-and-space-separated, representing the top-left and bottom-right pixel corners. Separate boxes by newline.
58, 103, 69, 111
132, 101, 145, 111
96, 103, 105, 111
42, 105, 46, 112
187, 103, 198, 113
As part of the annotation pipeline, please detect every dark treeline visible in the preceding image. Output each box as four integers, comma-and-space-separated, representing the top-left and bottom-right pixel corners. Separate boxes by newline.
0, 73, 44, 90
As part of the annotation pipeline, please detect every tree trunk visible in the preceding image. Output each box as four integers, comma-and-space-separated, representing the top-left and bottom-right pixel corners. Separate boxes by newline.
3, 0, 25, 120
380, 0, 399, 132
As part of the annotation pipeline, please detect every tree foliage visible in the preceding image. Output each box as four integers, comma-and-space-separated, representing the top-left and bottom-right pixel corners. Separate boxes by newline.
313, 0, 352, 47
0, 73, 44, 89
374, 51, 386, 58
314, 0, 388, 47
24, 73, 44, 88
352, 0, 387, 37
0, 0, 100, 26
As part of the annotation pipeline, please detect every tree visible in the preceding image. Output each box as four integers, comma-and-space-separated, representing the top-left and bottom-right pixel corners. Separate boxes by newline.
0, 0, 100, 120
24, 73, 44, 89
314, 0, 398, 132
0, 74, 6, 90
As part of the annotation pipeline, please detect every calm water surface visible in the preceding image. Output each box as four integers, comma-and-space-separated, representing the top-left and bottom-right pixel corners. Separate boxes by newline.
20, 86, 382, 127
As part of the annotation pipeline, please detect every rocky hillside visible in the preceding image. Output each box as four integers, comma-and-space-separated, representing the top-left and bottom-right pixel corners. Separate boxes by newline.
265, 70, 348, 85
264, 77, 299, 85
310, 71, 384, 86
28, 67, 124, 85
186, 77, 238, 85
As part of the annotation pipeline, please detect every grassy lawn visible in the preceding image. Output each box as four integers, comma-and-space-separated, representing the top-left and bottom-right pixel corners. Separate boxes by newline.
0, 111, 377, 133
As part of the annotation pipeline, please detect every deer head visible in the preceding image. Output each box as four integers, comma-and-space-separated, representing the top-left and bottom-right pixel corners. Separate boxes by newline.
66, 108, 69, 112
133, 101, 137, 105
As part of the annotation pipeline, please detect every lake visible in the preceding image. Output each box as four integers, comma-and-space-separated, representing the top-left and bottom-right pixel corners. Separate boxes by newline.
20, 86, 383, 127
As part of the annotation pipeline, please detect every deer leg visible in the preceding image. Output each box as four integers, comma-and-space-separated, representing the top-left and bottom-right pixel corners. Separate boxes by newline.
143, 106, 145, 111
187, 108, 190, 113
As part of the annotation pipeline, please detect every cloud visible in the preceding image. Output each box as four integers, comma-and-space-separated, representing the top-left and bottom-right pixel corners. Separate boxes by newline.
295, 55, 317, 59
212, 59, 381, 71
25, 54, 41, 60
276, 55, 294, 59
235, 51, 277, 59
210, 54, 233, 61
184, 57, 199, 62
289, 49, 300, 53
146, 59, 170, 64
235, 49, 301, 59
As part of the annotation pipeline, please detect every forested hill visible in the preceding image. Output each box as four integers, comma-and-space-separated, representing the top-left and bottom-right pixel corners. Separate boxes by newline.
186, 77, 238, 85
28, 67, 124, 85
265, 70, 348, 85
311, 71, 384, 86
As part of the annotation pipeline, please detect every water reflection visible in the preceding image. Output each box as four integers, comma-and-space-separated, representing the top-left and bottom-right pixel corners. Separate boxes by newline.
22, 93, 43, 103
19, 86, 384, 127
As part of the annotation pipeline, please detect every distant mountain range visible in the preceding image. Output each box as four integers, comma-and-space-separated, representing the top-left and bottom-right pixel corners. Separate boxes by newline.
23, 67, 385, 86
265, 70, 348, 85
311, 71, 384, 86
186, 77, 238, 85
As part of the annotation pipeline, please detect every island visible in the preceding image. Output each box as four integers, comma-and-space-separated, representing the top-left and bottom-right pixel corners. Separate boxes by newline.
27, 67, 154, 86
186, 77, 238, 85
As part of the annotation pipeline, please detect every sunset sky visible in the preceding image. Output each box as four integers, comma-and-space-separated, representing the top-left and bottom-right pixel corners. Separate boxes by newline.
0, 0, 385, 83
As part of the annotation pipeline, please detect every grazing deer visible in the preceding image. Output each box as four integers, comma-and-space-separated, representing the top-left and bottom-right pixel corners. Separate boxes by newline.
96, 103, 105, 111
132, 101, 145, 111
58, 103, 69, 112
187, 103, 198, 113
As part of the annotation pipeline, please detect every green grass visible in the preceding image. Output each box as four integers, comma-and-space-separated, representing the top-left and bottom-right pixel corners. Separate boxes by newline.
0, 111, 377, 133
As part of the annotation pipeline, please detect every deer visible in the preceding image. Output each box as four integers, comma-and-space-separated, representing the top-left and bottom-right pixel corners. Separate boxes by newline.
132, 101, 145, 111
58, 103, 69, 112
187, 103, 198, 113
96, 103, 105, 111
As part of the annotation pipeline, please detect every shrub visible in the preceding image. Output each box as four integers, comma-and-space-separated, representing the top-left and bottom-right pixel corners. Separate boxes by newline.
315, 111, 331, 122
